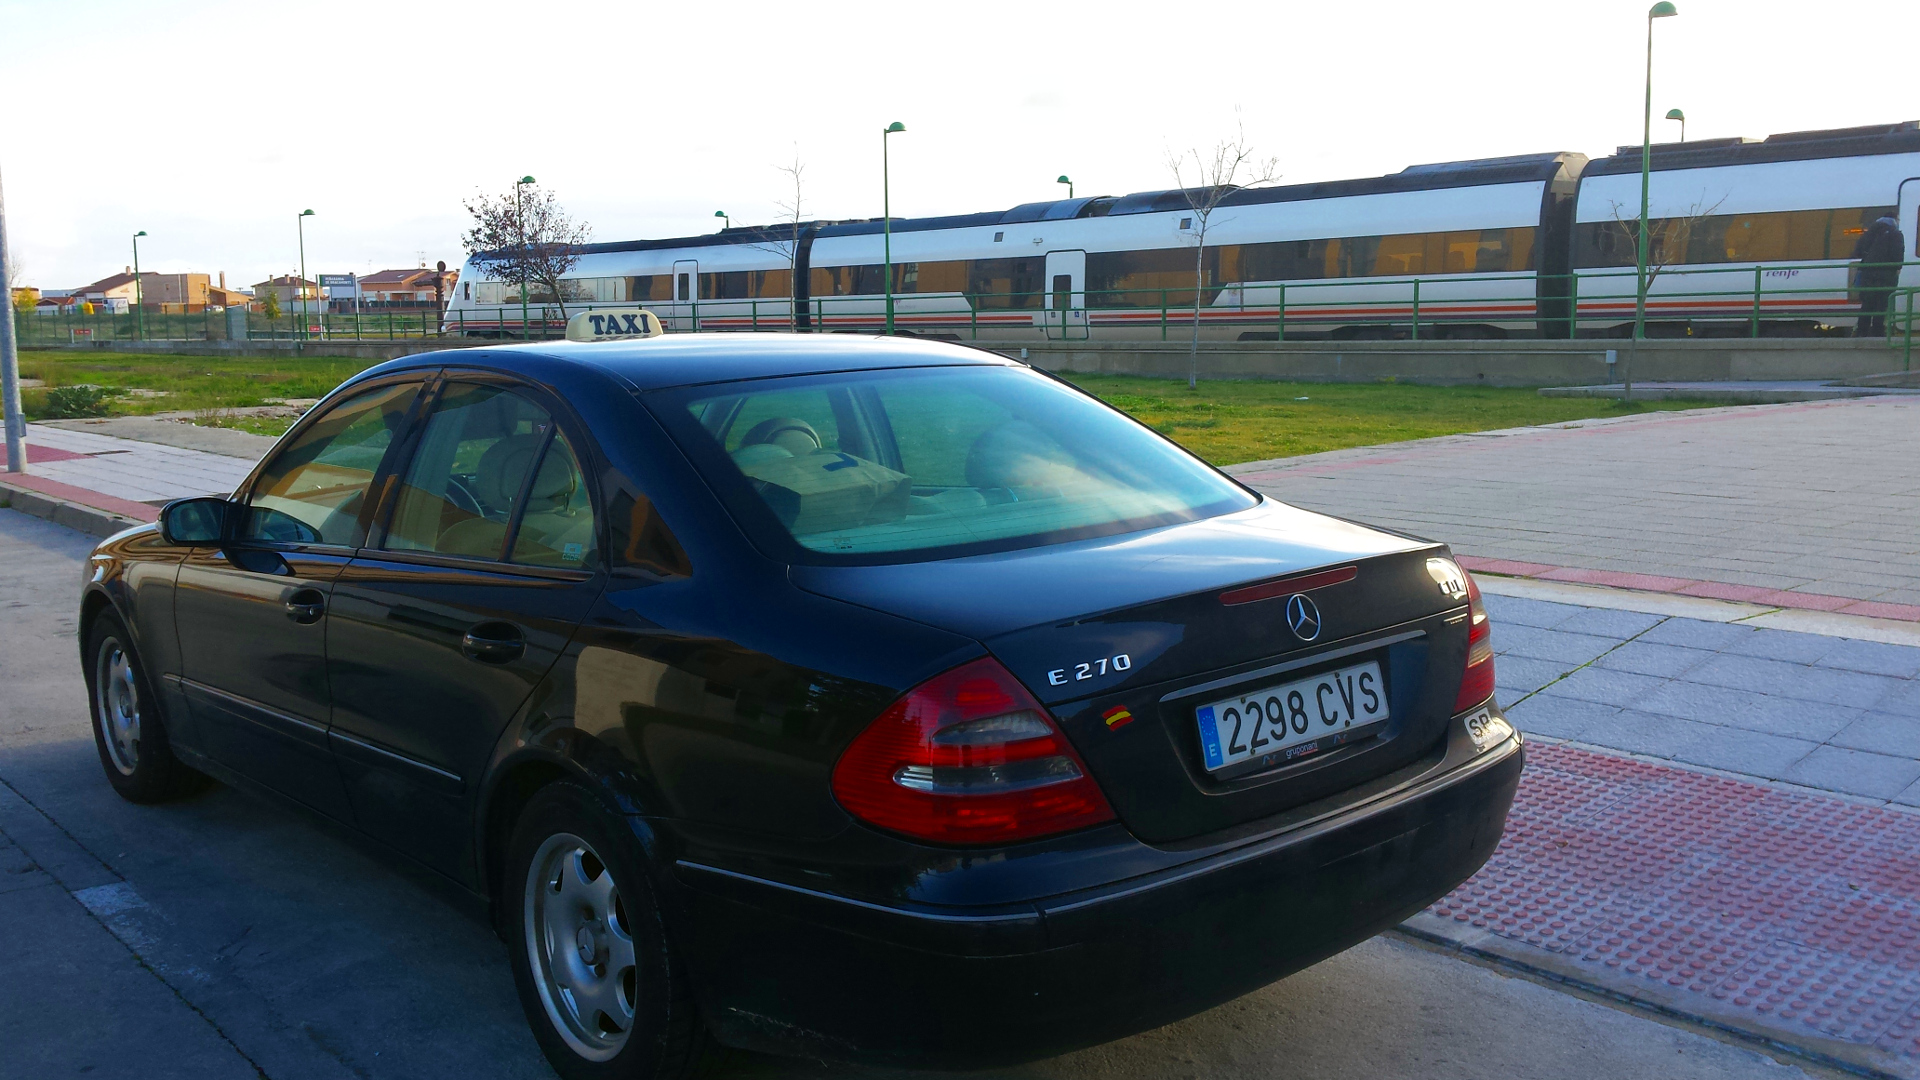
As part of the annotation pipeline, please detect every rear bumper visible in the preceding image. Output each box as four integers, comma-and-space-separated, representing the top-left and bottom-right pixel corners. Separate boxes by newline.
673, 723, 1524, 1067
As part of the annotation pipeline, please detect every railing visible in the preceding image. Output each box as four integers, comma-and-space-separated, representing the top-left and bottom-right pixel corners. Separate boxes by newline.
16, 260, 1915, 347
11, 307, 446, 345
1894, 286, 1919, 371
448, 260, 1916, 342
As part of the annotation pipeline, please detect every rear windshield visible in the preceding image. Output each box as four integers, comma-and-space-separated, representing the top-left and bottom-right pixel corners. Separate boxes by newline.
649, 364, 1256, 564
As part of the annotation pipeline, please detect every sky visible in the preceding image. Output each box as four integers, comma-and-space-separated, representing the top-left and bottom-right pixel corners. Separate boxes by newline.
2, 0, 1916, 290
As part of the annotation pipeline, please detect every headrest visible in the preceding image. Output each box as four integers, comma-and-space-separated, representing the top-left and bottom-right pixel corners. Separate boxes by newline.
740, 416, 822, 457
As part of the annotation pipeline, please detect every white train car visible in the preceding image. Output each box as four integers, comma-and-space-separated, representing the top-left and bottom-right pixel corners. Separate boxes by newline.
1570, 122, 1920, 336
803, 153, 1588, 342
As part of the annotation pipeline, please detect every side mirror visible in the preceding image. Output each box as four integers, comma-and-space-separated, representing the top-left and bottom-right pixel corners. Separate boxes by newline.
158, 497, 234, 546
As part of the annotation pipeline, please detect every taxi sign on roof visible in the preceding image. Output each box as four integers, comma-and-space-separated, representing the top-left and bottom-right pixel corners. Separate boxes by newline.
565, 308, 665, 342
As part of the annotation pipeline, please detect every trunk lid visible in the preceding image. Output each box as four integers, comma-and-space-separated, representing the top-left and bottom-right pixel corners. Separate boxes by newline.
792, 499, 1474, 843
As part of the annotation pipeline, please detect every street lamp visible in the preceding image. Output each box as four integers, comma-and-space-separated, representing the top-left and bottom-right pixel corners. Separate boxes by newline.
714, 210, 731, 230
297, 210, 314, 340
1635, 1, 1679, 346
882, 121, 905, 334
131, 231, 147, 340
515, 175, 536, 338
1665, 107, 1686, 142
1057, 175, 1073, 199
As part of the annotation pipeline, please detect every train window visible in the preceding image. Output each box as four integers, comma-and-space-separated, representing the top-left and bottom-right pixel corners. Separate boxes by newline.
676, 273, 689, 301
994, 232, 1005, 242
1086, 247, 1220, 308
967, 257, 1043, 309
1574, 207, 1898, 268
462, 282, 470, 300
631, 276, 674, 303
696, 269, 793, 301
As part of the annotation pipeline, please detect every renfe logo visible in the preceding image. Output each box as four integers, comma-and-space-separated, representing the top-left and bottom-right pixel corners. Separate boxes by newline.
565, 307, 665, 342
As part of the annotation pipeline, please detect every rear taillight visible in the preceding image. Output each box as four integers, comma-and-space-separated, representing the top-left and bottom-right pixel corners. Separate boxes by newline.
831, 657, 1116, 845
1453, 571, 1495, 712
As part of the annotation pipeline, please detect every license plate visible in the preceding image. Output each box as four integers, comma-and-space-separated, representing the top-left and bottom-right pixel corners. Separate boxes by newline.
1195, 660, 1388, 773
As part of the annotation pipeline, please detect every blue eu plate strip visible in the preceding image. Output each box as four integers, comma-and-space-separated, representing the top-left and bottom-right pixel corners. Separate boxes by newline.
1196, 706, 1224, 769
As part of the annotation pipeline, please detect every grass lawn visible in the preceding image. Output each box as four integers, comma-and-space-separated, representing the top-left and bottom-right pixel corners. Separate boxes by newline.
17, 349, 382, 437
1062, 374, 1701, 465
15, 349, 1707, 464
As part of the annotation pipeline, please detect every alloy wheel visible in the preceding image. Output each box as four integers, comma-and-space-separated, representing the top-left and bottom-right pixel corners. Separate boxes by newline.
524, 831, 638, 1061
95, 640, 141, 776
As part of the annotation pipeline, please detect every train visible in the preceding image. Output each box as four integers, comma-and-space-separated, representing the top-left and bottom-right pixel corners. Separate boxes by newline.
445, 121, 1920, 341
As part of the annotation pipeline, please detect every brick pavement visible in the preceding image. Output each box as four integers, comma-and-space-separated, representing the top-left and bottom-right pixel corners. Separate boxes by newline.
1461, 587, 1920, 1075
1229, 397, 1920, 608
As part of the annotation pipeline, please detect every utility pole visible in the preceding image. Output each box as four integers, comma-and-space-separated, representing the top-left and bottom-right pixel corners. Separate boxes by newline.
0, 163, 23, 474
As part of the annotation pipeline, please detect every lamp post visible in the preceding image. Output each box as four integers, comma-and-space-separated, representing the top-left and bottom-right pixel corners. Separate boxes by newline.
714, 210, 730, 231
882, 121, 905, 334
515, 175, 535, 338
297, 210, 314, 341
1634, 2, 1679, 348
1057, 175, 1073, 199
1, 164, 24, 474
131, 231, 147, 340
1665, 107, 1686, 142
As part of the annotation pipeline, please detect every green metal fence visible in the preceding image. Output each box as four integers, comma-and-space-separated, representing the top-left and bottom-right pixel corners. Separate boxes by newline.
13, 307, 445, 345
16, 260, 1915, 346
1893, 286, 1918, 371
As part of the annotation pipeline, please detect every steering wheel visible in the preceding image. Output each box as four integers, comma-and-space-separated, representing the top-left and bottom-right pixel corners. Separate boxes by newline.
446, 476, 486, 519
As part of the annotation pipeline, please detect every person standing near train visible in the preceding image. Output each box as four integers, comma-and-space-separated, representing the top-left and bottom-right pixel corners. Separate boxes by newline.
1850, 212, 1907, 337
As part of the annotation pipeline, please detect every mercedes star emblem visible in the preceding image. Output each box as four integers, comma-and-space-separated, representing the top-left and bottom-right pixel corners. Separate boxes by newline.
1286, 593, 1323, 642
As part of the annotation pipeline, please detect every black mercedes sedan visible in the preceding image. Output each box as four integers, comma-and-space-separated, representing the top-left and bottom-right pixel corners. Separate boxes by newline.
78, 333, 1521, 1080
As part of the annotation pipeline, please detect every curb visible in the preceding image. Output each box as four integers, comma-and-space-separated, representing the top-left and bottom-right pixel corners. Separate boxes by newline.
1457, 555, 1920, 624
1393, 913, 1914, 1080
0, 477, 149, 539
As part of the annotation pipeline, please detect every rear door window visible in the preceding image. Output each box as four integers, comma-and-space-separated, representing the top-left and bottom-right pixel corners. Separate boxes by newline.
385, 384, 552, 561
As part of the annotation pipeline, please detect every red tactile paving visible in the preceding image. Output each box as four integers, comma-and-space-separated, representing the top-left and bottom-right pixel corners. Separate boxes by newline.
0, 473, 158, 521
0, 443, 88, 466
1431, 743, 1920, 1061
1454, 554, 1920, 624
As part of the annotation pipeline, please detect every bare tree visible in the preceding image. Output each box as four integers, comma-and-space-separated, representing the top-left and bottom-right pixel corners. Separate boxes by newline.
1606, 193, 1727, 295
462, 183, 592, 321
1167, 124, 1280, 388
743, 148, 810, 331
1605, 193, 1725, 393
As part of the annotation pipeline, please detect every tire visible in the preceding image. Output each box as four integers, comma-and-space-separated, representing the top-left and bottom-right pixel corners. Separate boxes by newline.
85, 611, 204, 804
504, 783, 708, 1080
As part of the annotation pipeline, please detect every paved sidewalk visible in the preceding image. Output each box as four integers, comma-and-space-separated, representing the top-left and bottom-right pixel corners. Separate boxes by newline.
1487, 591, 1920, 807
1229, 397, 1920, 612
0, 425, 255, 504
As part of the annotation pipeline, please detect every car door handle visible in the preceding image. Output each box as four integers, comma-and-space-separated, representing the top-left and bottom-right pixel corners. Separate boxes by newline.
461, 622, 525, 664
284, 588, 326, 624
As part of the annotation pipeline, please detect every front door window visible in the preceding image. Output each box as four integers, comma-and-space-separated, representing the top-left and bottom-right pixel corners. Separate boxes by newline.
244, 382, 419, 546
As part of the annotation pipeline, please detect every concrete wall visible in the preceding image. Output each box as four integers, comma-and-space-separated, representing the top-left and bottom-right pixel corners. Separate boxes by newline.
21, 334, 1909, 384
989, 339, 1910, 387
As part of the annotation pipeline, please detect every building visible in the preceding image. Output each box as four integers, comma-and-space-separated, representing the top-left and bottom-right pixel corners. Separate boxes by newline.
137, 273, 212, 312
70, 270, 141, 314
354, 267, 458, 310
207, 283, 251, 309
253, 275, 321, 311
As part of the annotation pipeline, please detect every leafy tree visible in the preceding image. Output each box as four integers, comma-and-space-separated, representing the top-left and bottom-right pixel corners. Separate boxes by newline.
260, 288, 281, 320
462, 182, 592, 322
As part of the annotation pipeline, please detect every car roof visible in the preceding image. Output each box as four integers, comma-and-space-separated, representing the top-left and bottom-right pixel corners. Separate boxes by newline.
415, 332, 1018, 392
